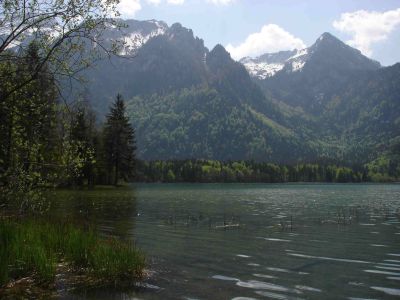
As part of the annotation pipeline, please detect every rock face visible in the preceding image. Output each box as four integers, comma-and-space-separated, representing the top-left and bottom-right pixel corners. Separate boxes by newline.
243, 32, 382, 114
240, 32, 380, 80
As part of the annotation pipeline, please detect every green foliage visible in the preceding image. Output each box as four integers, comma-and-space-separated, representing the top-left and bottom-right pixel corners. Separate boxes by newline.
0, 219, 145, 287
90, 239, 145, 281
136, 160, 370, 183
127, 87, 316, 163
1, 167, 49, 214
0, 42, 137, 204
0, 0, 122, 101
0, 45, 59, 212
103, 94, 137, 185
365, 140, 400, 182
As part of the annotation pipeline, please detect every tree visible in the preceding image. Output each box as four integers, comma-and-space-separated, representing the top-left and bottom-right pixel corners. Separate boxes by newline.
103, 94, 136, 186
0, 0, 123, 101
68, 102, 98, 186
0, 43, 58, 181
0, 43, 60, 213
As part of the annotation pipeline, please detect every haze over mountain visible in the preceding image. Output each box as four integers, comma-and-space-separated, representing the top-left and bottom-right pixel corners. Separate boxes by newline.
71, 19, 399, 167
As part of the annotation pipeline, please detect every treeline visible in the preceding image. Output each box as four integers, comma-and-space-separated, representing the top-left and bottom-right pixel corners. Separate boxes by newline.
0, 43, 136, 194
136, 160, 398, 183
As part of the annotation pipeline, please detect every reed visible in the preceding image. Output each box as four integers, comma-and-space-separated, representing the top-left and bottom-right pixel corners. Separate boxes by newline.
0, 219, 145, 288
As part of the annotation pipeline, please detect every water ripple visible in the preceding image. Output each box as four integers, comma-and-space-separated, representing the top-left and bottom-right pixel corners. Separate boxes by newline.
212, 275, 240, 281
364, 269, 400, 276
370, 286, 400, 296
255, 291, 304, 300
288, 253, 370, 264
294, 285, 322, 292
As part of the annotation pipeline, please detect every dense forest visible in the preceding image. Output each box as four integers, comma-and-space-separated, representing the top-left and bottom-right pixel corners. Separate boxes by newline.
136, 159, 398, 183
0, 44, 137, 200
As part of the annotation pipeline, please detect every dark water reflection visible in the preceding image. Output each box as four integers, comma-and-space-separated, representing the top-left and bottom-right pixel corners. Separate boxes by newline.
48, 184, 400, 300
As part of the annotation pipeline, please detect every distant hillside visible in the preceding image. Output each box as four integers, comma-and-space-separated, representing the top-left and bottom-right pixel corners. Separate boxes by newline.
66, 20, 399, 168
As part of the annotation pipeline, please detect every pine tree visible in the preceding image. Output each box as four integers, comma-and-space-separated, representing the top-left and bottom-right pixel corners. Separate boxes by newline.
103, 94, 136, 186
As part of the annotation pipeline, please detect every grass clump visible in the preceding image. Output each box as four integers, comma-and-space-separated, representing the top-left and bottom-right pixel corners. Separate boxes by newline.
0, 219, 145, 289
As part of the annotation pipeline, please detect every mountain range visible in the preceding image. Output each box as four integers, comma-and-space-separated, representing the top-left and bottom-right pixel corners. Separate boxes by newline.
70, 19, 399, 167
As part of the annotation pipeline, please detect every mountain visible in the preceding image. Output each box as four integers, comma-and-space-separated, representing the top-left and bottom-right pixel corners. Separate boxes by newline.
68, 22, 398, 166
242, 33, 380, 80
80, 21, 208, 115
243, 33, 381, 114
241, 32, 399, 165
124, 42, 318, 162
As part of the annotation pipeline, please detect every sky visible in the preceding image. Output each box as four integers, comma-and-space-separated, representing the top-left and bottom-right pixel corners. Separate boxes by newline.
116, 0, 400, 66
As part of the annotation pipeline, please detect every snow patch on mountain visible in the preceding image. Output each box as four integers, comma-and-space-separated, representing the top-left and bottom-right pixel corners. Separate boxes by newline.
119, 22, 167, 55
286, 48, 309, 72
290, 60, 306, 72
289, 48, 308, 60
244, 61, 285, 79
240, 48, 308, 78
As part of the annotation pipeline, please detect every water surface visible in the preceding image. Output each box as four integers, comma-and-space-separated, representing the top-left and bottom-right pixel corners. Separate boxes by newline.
50, 184, 400, 299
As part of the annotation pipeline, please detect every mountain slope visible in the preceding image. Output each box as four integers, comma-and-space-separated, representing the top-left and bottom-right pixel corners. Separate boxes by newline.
242, 33, 398, 164
76, 22, 398, 165
244, 33, 381, 114
324, 63, 400, 162
126, 43, 318, 162
82, 22, 208, 115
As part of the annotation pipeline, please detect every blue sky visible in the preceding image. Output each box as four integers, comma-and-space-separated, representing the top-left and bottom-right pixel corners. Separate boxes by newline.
119, 0, 400, 65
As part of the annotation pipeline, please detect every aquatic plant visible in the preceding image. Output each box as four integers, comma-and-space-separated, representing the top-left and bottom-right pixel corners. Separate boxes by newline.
0, 219, 145, 288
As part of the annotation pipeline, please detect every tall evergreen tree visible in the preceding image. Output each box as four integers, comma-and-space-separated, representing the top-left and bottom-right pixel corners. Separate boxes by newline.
103, 94, 136, 185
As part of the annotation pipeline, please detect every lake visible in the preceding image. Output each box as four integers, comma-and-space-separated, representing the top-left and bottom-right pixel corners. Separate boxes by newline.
50, 183, 400, 300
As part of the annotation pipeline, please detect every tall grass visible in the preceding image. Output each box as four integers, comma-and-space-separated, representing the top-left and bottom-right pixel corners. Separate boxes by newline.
0, 219, 145, 288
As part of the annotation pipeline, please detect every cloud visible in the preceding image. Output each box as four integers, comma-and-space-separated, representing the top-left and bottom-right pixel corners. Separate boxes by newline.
117, 0, 142, 18
226, 24, 306, 60
146, 0, 161, 5
115, 0, 234, 14
333, 8, 400, 57
207, 0, 234, 5
167, 0, 185, 4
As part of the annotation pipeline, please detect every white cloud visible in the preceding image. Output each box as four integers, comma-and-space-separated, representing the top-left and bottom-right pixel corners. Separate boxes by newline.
114, 0, 234, 15
333, 8, 400, 57
207, 0, 234, 5
226, 24, 306, 60
167, 0, 185, 4
146, 0, 161, 5
117, 0, 142, 18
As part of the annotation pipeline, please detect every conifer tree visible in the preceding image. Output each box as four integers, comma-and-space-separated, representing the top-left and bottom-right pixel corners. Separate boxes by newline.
103, 94, 136, 186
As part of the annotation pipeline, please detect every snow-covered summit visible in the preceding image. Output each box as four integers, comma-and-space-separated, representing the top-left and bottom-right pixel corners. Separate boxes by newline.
240, 32, 381, 80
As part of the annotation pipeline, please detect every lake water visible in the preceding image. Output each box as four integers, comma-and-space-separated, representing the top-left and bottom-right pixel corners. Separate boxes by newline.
50, 184, 400, 300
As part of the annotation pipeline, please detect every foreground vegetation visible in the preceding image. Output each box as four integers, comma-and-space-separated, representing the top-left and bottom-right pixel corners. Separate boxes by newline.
0, 218, 145, 294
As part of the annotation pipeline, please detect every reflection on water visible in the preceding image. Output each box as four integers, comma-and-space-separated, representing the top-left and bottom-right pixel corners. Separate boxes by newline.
47, 184, 400, 300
